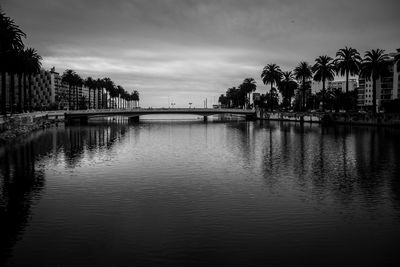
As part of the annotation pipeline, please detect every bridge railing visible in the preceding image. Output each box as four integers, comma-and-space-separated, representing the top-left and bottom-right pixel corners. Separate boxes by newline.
65, 108, 255, 114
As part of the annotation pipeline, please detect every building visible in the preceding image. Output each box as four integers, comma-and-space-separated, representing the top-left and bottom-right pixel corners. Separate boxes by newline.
357, 49, 400, 110
311, 79, 358, 94
0, 69, 56, 111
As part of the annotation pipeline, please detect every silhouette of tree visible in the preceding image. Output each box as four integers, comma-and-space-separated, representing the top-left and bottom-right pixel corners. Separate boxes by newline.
84, 77, 96, 109
313, 55, 335, 111
0, 9, 26, 114
335, 47, 362, 93
239, 78, 256, 108
293, 62, 313, 111
261, 64, 282, 111
278, 71, 298, 109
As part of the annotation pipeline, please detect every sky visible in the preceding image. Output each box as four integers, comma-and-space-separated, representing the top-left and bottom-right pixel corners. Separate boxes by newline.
2, 0, 400, 108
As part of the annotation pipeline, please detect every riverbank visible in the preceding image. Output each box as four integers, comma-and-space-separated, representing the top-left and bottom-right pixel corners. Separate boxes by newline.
0, 112, 64, 143
256, 108, 400, 126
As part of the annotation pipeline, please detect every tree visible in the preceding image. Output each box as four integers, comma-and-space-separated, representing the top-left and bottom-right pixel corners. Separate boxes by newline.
96, 78, 103, 109
293, 62, 313, 111
261, 64, 282, 111
116, 85, 125, 108
218, 94, 229, 107
278, 71, 298, 109
312, 55, 335, 111
62, 69, 77, 110
0, 9, 26, 114
360, 49, 390, 114
102, 78, 114, 109
131, 90, 139, 108
85, 77, 96, 109
335, 47, 361, 94
73, 74, 83, 109
239, 78, 256, 109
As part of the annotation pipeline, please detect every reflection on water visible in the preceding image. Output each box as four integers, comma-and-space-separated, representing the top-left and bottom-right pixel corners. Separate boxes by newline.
1, 118, 400, 266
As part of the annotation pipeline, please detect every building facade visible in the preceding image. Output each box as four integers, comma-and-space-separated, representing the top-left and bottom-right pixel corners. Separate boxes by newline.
357, 49, 400, 110
311, 79, 358, 94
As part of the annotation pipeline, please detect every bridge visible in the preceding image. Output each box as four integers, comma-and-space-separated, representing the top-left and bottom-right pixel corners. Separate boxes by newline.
64, 108, 256, 123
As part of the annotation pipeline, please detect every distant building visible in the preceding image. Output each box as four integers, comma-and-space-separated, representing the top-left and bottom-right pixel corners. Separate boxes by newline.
357, 49, 400, 111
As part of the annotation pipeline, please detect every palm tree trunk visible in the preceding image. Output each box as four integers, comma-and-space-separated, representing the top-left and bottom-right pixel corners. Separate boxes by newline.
23, 74, 28, 112
270, 84, 273, 112
1, 72, 6, 115
322, 78, 326, 112
28, 74, 33, 112
302, 78, 306, 111
88, 88, 91, 109
68, 85, 71, 110
76, 86, 79, 110
372, 77, 377, 114
345, 70, 349, 94
10, 72, 15, 114
18, 73, 23, 112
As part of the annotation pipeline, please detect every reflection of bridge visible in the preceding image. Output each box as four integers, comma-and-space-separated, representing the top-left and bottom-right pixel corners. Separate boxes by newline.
64, 108, 256, 123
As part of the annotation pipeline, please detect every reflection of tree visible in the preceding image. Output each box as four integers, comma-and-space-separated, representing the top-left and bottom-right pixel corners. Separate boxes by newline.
257, 122, 400, 211
62, 119, 129, 168
0, 140, 45, 265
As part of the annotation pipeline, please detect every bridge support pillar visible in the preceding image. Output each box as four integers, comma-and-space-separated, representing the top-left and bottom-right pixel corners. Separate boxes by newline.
129, 116, 140, 123
203, 116, 208, 122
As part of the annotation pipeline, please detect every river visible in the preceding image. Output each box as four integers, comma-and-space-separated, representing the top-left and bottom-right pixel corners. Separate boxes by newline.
1, 116, 399, 266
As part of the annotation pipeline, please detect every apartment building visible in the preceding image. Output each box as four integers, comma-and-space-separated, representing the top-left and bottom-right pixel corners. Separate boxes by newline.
311, 79, 358, 94
357, 49, 400, 110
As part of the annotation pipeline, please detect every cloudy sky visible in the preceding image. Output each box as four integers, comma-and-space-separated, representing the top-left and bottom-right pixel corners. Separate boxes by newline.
2, 0, 400, 107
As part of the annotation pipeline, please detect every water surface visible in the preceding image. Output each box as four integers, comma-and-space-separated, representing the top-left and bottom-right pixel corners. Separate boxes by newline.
1, 116, 400, 266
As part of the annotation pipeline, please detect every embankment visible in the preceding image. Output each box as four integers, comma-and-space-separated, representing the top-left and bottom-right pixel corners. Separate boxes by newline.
0, 112, 64, 143
256, 108, 400, 127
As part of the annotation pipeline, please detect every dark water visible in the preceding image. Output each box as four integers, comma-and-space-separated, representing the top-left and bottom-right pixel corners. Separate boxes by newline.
1, 116, 400, 266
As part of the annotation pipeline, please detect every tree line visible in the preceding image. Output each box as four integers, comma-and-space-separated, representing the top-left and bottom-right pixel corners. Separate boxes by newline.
61, 70, 139, 110
220, 47, 399, 114
0, 8, 139, 114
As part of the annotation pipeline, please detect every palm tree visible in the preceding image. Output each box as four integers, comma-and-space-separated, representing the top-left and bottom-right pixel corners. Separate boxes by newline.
0, 9, 26, 114
95, 78, 103, 109
62, 69, 77, 110
335, 47, 362, 93
102, 78, 114, 108
22, 48, 41, 111
313, 55, 335, 111
360, 49, 390, 114
239, 78, 257, 109
73, 74, 83, 109
261, 64, 282, 111
116, 85, 125, 109
84, 77, 95, 109
278, 71, 298, 109
293, 62, 313, 111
